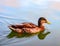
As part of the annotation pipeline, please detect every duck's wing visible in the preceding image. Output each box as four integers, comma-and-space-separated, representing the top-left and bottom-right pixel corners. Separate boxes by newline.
8, 22, 37, 29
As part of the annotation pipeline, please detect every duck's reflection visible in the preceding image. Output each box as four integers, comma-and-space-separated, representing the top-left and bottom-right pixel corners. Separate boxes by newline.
38, 31, 51, 40
7, 30, 51, 40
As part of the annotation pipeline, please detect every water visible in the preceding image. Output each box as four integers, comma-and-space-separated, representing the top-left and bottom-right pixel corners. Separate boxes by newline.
0, 0, 60, 46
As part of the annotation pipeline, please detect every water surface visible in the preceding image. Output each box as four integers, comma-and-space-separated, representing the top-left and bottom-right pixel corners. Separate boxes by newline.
0, 0, 60, 46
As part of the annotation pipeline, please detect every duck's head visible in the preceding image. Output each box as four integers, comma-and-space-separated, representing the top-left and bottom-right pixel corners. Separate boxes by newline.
38, 17, 50, 27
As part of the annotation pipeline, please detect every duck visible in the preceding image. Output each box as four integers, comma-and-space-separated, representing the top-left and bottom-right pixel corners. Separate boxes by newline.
8, 17, 50, 34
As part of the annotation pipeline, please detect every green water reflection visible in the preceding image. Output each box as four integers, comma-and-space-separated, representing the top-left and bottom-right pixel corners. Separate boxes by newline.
7, 30, 51, 40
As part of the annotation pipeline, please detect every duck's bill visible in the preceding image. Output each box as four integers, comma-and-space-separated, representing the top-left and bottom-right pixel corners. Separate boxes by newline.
47, 22, 51, 24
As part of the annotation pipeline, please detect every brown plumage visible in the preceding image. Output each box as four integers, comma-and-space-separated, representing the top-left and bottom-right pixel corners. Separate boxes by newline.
8, 17, 49, 34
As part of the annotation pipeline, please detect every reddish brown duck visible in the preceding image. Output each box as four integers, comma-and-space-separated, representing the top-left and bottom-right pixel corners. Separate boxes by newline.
8, 17, 50, 34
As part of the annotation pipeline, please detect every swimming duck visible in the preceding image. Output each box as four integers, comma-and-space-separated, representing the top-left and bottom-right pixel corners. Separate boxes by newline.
8, 17, 50, 34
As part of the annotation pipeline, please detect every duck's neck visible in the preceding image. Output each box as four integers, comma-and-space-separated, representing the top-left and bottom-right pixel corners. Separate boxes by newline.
38, 24, 45, 30
38, 23, 43, 27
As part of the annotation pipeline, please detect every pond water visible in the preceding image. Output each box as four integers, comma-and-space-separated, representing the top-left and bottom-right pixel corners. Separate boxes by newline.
0, 0, 60, 46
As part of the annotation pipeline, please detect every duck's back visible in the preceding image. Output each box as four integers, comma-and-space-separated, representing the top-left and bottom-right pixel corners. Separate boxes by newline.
22, 22, 38, 28
9, 22, 38, 29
